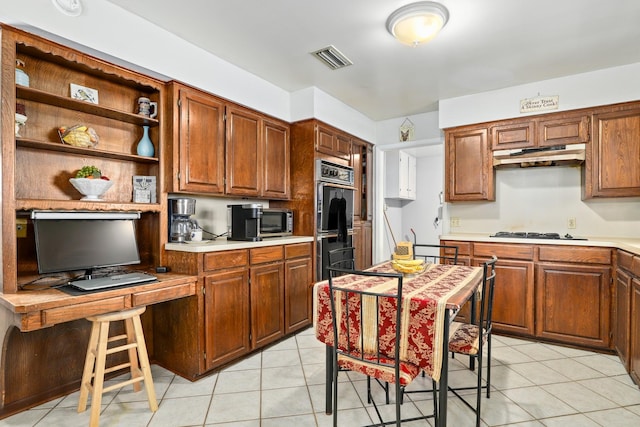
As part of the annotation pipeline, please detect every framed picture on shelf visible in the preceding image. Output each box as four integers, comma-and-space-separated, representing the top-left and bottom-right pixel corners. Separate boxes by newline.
132, 176, 156, 203
70, 83, 99, 104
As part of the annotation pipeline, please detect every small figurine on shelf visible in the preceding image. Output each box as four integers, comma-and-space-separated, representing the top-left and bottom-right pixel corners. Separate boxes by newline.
136, 125, 155, 157
137, 97, 157, 118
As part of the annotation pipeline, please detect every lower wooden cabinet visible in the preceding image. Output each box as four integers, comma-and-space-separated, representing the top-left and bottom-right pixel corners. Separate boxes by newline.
614, 267, 631, 369
362, 221, 372, 268
159, 242, 312, 377
284, 243, 313, 334
491, 259, 535, 336
353, 221, 373, 270
205, 267, 250, 370
443, 240, 613, 351
472, 243, 535, 336
250, 261, 284, 348
630, 277, 640, 385
616, 249, 640, 386
536, 262, 611, 348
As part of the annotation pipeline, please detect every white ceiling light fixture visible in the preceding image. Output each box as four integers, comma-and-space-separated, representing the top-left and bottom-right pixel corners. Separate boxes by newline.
51, 0, 83, 17
386, 1, 449, 46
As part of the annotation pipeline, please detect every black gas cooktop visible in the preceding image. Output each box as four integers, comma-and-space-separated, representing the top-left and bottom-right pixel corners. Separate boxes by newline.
490, 231, 587, 240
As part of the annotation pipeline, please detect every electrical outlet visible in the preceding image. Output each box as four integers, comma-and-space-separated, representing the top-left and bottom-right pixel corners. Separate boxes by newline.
451, 217, 460, 228
567, 217, 576, 229
16, 218, 27, 238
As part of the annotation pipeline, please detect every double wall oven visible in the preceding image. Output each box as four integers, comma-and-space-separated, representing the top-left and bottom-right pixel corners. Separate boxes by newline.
316, 159, 355, 280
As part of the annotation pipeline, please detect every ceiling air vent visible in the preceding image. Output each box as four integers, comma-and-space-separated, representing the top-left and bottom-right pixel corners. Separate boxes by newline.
311, 45, 353, 70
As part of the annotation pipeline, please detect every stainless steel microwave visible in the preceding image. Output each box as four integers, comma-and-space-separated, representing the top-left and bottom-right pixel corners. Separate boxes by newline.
261, 208, 293, 238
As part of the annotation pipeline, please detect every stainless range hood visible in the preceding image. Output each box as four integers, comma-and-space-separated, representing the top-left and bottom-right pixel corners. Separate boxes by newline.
493, 144, 585, 168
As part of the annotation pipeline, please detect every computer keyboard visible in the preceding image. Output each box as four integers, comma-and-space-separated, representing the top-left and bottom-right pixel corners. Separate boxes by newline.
69, 272, 157, 291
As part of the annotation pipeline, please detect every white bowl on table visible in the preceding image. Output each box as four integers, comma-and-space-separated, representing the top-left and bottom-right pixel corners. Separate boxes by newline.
69, 178, 114, 201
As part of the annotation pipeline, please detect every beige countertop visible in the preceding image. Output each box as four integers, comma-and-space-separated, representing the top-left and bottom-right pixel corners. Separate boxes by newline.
440, 233, 640, 256
165, 235, 315, 253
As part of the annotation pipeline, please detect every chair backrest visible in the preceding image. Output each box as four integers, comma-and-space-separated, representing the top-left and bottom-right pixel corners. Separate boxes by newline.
327, 246, 356, 275
413, 243, 459, 265
327, 266, 404, 377
479, 256, 498, 335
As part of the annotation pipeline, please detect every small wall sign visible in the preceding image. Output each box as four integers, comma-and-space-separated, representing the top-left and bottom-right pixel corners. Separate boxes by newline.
399, 118, 415, 142
520, 95, 559, 113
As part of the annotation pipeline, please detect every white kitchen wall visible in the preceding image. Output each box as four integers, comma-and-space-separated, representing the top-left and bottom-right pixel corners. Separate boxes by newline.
0, 0, 375, 137
401, 147, 445, 244
291, 87, 375, 142
447, 167, 640, 238
376, 112, 442, 143
173, 196, 266, 239
439, 62, 640, 128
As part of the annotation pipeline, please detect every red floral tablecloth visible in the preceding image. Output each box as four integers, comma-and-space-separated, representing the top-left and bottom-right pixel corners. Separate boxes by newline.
314, 262, 483, 382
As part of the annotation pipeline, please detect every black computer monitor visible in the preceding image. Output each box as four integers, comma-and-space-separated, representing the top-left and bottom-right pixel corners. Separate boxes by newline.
33, 212, 141, 278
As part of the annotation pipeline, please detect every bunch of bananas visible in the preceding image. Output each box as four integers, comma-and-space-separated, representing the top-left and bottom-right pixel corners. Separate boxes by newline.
391, 258, 425, 274
59, 125, 99, 148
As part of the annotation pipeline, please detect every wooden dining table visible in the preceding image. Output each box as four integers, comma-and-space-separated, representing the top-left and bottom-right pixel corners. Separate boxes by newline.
314, 261, 484, 427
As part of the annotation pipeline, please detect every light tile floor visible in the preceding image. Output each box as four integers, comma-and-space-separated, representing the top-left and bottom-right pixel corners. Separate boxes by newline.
2, 327, 640, 426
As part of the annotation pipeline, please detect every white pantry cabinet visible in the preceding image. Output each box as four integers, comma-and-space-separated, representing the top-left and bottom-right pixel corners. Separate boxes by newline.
385, 150, 416, 200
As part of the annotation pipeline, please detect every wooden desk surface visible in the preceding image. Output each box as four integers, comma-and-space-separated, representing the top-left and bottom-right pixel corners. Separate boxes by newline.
0, 272, 198, 331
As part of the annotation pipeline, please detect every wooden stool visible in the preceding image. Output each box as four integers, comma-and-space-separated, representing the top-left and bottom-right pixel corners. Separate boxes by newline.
78, 306, 158, 427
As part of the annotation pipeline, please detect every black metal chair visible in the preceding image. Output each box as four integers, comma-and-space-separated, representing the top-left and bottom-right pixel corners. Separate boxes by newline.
446, 255, 498, 427
327, 246, 355, 272
327, 265, 437, 427
412, 243, 459, 265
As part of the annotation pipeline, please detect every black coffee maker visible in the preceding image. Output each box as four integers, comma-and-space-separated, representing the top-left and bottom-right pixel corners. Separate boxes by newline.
227, 204, 262, 241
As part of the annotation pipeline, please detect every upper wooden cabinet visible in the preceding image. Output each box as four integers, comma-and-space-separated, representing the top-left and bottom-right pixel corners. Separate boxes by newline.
166, 82, 290, 199
446, 101, 640, 203
537, 113, 590, 147
316, 124, 351, 160
584, 104, 640, 198
491, 121, 535, 150
351, 138, 373, 221
262, 118, 290, 200
226, 105, 262, 196
166, 83, 225, 194
491, 112, 590, 150
445, 125, 494, 202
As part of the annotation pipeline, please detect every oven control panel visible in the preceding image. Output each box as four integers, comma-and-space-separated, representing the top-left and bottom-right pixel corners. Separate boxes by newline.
316, 159, 354, 186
